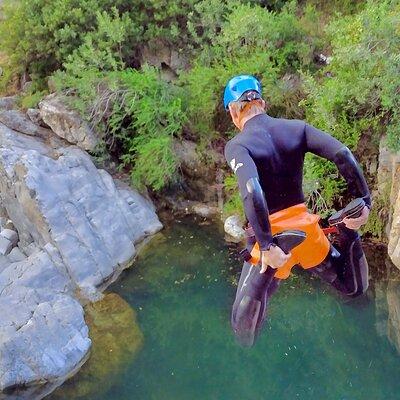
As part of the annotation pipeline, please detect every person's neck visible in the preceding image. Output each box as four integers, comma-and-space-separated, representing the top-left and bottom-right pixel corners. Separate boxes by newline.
239, 110, 265, 131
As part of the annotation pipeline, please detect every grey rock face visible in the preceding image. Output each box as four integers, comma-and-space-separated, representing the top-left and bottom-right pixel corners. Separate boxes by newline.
0, 116, 162, 396
39, 94, 99, 151
0, 96, 16, 111
0, 246, 91, 392
8, 247, 26, 263
0, 110, 50, 137
377, 138, 400, 268
0, 122, 162, 291
27, 108, 50, 128
0, 236, 12, 255
1, 228, 18, 246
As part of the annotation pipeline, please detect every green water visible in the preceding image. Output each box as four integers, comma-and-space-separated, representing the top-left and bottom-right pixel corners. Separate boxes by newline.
51, 217, 400, 400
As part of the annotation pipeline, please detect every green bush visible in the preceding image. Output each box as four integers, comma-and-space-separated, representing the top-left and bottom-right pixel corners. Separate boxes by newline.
223, 175, 244, 217
302, 0, 400, 210
0, 0, 137, 83
55, 66, 186, 191
180, 1, 322, 141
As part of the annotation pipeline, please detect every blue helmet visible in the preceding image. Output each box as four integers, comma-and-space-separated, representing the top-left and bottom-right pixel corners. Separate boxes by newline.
223, 75, 262, 110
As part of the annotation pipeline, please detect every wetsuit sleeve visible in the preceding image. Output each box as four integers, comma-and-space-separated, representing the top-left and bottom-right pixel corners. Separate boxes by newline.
224, 142, 273, 250
304, 123, 371, 207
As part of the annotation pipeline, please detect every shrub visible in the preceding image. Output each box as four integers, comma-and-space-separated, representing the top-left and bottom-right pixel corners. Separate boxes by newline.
0, 0, 137, 83
302, 0, 400, 210
55, 66, 186, 191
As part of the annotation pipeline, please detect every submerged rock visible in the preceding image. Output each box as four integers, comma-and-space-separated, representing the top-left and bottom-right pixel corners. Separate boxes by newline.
387, 278, 400, 353
39, 94, 99, 151
224, 215, 245, 243
50, 293, 143, 399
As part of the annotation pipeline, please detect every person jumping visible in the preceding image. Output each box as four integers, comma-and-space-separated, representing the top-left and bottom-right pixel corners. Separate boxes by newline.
223, 75, 371, 347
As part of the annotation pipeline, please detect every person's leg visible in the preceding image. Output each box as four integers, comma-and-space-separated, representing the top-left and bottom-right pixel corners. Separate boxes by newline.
231, 261, 280, 347
309, 226, 368, 297
334, 225, 369, 297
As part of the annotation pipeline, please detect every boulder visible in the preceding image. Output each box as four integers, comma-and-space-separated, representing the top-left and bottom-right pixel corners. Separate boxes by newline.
1, 228, 18, 246
0, 245, 91, 393
0, 236, 12, 255
27, 108, 50, 128
0, 121, 162, 395
0, 96, 16, 111
224, 215, 245, 243
0, 110, 50, 137
0, 123, 162, 292
39, 94, 99, 151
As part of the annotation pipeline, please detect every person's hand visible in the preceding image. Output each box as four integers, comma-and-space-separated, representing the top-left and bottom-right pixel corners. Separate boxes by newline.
343, 206, 370, 230
260, 245, 291, 273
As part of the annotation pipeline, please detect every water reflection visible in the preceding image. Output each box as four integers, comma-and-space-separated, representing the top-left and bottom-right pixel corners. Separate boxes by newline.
366, 244, 400, 352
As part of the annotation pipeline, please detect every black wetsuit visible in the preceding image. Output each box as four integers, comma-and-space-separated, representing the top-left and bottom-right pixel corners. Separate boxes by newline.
225, 113, 371, 347
224, 113, 371, 251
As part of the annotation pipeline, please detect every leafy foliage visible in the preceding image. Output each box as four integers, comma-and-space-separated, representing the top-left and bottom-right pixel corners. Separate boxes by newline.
0, 0, 397, 238
0, 0, 136, 82
55, 66, 186, 191
302, 0, 400, 210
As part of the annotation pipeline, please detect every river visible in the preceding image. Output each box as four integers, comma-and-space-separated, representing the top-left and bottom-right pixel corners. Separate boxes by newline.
48, 216, 400, 400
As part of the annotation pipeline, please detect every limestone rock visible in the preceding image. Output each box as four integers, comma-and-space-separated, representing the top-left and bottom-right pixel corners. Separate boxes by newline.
224, 215, 245, 243
173, 139, 224, 204
378, 138, 400, 268
39, 94, 99, 151
0, 104, 162, 396
0, 110, 50, 137
0, 123, 162, 292
27, 108, 50, 129
0, 246, 91, 393
1, 228, 18, 246
0, 236, 12, 255
8, 247, 26, 263
0, 96, 16, 111
0, 254, 9, 271
389, 199, 400, 268
141, 38, 188, 80
192, 203, 220, 219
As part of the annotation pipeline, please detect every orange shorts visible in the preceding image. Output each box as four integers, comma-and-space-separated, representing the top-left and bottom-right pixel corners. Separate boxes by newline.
249, 203, 330, 279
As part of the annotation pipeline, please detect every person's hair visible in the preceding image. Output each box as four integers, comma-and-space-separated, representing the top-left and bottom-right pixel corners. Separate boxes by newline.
230, 98, 265, 120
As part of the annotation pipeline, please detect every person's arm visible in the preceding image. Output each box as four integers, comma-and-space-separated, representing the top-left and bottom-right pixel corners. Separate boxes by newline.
224, 142, 273, 250
304, 123, 371, 208
224, 141, 290, 272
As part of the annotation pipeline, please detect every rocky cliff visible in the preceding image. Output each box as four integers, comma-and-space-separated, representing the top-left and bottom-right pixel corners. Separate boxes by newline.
377, 138, 400, 268
0, 96, 162, 398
